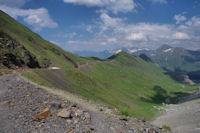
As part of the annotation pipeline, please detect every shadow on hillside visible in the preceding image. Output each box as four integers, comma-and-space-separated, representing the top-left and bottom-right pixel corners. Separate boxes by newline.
140, 86, 191, 104
170, 92, 191, 103
141, 86, 168, 104
164, 68, 200, 84
164, 68, 186, 83
188, 70, 200, 83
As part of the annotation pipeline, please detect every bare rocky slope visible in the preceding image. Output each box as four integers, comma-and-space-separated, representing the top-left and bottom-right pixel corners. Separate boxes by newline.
0, 73, 170, 133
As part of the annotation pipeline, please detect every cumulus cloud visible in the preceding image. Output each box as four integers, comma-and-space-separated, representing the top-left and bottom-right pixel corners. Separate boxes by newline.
150, 0, 167, 4
172, 32, 190, 40
71, 12, 200, 50
186, 16, 200, 27
63, 0, 136, 13
0, 5, 58, 31
107, 38, 117, 43
99, 12, 123, 31
126, 33, 147, 41
174, 14, 187, 24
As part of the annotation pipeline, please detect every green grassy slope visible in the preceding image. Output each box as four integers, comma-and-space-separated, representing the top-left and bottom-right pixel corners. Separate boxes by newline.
0, 10, 86, 68
23, 51, 197, 119
0, 10, 197, 119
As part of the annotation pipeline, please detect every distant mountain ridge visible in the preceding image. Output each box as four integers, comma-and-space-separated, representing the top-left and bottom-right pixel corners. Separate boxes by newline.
149, 44, 200, 72
74, 47, 151, 59
74, 44, 200, 74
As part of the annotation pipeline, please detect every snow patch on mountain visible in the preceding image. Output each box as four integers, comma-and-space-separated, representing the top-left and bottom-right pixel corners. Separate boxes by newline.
115, 49, 122, 54
163, 48, 173, 53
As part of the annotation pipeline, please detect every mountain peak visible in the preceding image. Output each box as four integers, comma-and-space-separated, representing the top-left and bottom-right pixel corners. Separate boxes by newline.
107, 50, 131, 60
158, 44, 172, 50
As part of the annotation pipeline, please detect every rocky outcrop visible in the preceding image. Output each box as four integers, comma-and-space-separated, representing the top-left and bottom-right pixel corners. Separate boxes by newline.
0, 32, 41, 68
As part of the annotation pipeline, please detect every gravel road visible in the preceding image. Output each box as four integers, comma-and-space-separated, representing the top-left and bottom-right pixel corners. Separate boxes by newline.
151, 98, 200, 133
0, 73, 169, 133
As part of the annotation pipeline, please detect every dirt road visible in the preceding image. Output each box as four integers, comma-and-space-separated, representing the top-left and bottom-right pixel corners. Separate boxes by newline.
0, 73, 168, 133
152, 98, 200, 133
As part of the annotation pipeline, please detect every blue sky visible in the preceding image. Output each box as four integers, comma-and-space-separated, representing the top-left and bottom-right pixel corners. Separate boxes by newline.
0, 0, 200, 52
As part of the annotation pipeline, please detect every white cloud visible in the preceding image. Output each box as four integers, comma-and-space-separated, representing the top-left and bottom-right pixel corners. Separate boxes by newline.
0, 5, 58, 31
174, 14, 187, 24
186, 16, 200, 27
107, 38, 117, 43
63, 0, 136, 13
75, 13, 200, 50
100, 12, 123, 30
86, 25, 93, 33
150, 0, 167, 4
172, 32, 190, 40
0, 0, 30, 7
126, 33, 147, 41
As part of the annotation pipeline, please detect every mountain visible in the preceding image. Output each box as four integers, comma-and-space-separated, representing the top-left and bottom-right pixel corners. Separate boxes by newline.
74, 50, 112, 59
24, 50, 196, 119
0, 10, 85, 69
0, 10, 196, 119
74, 47, 152, 59
150, 44, 200, 72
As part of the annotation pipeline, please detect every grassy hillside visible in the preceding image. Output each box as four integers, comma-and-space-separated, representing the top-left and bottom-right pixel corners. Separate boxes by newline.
0, 10, 86, 68
0, 10, 197, 119
23, 51, 197, 119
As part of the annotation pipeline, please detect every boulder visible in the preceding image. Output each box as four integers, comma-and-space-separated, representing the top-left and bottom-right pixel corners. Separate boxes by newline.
57, 108, 71, 118
33, 107, 51, 121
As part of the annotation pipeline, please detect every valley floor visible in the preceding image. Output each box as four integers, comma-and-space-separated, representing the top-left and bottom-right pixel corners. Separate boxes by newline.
151, 98, 200, 133
0, 73, 168, 133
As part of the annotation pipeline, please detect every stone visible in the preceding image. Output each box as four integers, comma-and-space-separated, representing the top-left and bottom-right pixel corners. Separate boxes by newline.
68, 129, 74, 133
84, 112, 91, 119
66, 119, 72, 124
73, 118, 79, 124
57, 108, 71, 118
33, 108, 51, 121
84, 112, 91, 124
140, 117, 146, 122
128, 129, 136, 133
75, 109, 83, 117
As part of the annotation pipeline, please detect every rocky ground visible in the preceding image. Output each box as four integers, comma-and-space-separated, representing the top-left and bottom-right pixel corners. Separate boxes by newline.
0, 73, 170, 133
152, 98, 200, 133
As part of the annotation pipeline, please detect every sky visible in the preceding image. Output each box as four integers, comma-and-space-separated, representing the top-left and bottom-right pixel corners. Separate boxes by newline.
0, 0, 200, 52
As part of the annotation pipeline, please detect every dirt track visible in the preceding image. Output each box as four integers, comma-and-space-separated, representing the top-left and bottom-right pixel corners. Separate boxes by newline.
152, 98, 200, 133
0, 73, 169, 133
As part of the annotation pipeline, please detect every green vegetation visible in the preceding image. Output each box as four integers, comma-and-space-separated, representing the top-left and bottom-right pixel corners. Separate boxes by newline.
0, 10, 86, 68
162, 125, 172, 131
0, 69, 12, 76
22, 52, 196, 119
1, 10, 197, 119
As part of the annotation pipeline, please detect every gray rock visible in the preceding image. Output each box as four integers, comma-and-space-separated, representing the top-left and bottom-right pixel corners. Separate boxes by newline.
57, 109, 71, 118
75, 109, 83, 117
